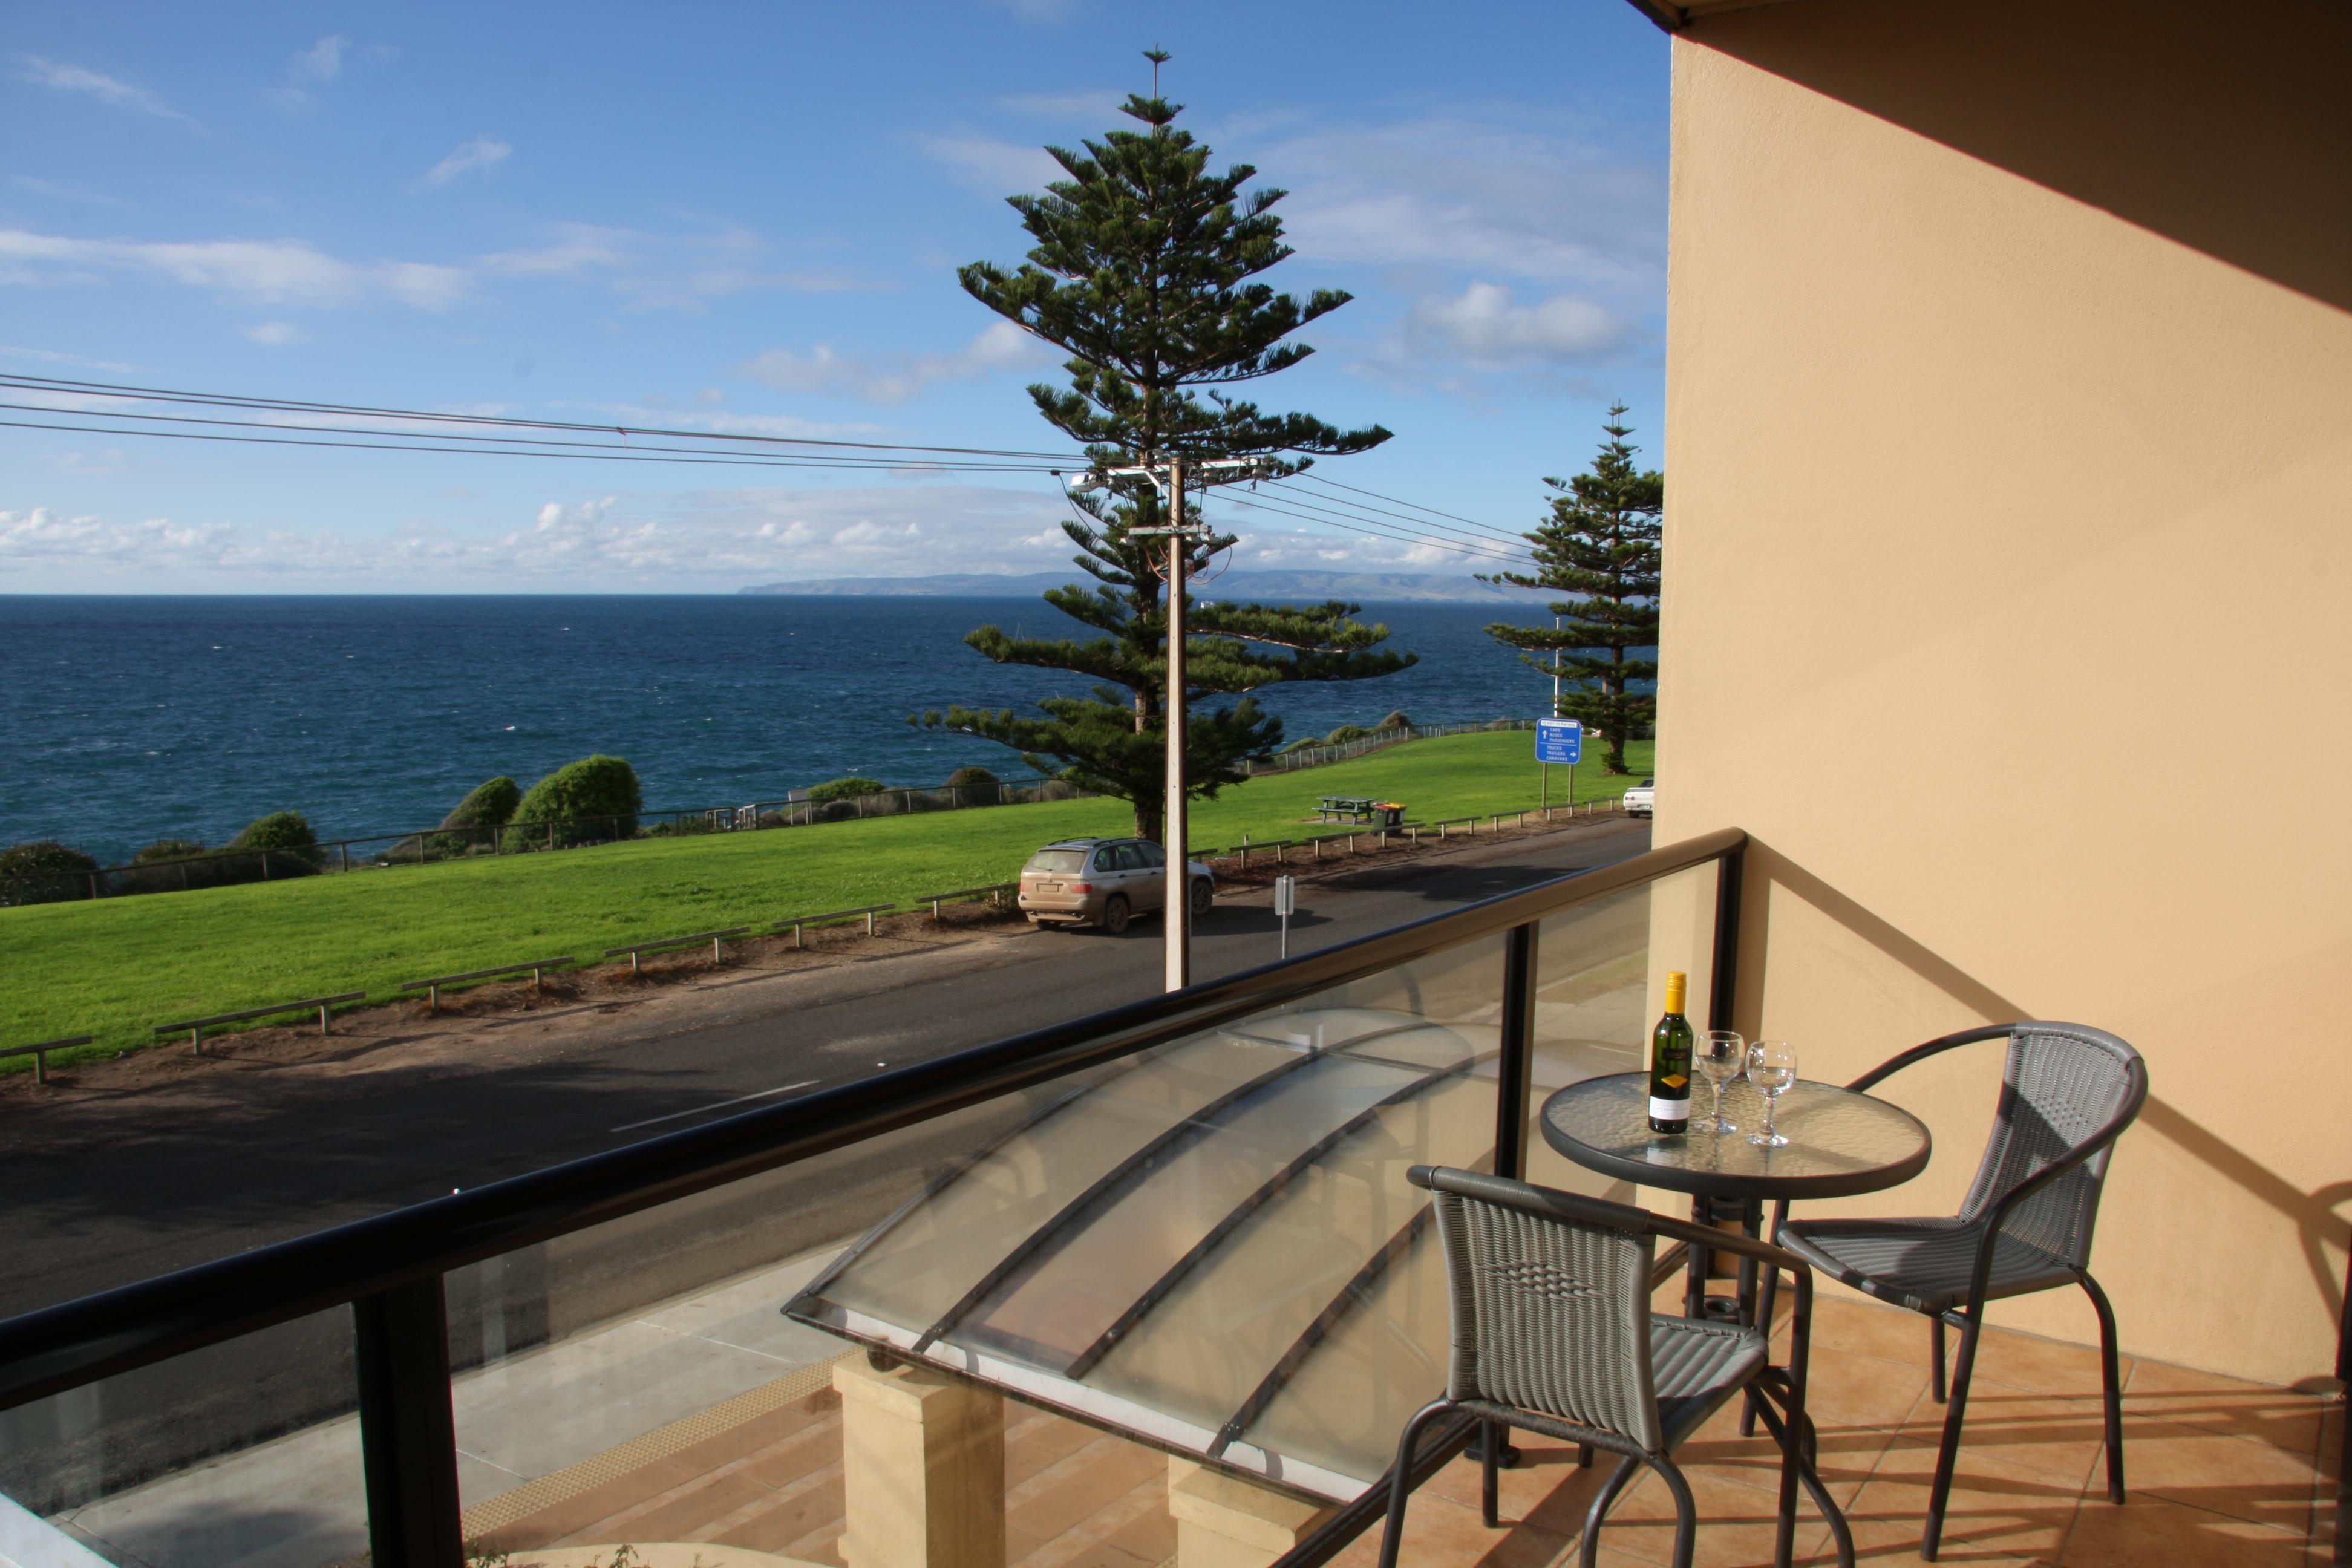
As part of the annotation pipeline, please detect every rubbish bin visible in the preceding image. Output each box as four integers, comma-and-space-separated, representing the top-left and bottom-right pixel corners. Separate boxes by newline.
1376, 803, 1405, 829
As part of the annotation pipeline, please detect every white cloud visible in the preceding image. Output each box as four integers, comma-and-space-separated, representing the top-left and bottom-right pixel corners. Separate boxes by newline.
292, 35, 347, 83
244, 321, 304, 346
0, 230, 467, 308
1405, 282, 1627, 365
0, 343, 137, 371
420, 137, 511, 188
996, 90, 1122, 120
914, 133, 1061, 195
737, 322, 1042, 404
266, 35, 347, 111
987, 0, 1085, 21
8, 174, 126, 208
0, 482, 1500, 589
0, 215, 867, 316
480, 221, 878, 307
1265, 115, 1664, 292
18, 57, 203, 130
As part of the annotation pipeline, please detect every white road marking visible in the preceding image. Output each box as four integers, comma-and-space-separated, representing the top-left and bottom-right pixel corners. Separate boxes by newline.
610, 1079, 820, 1134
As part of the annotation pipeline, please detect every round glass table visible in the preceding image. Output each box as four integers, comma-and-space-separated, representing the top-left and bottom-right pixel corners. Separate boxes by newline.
1540, 1073, 1932, 1202
1540, 1073, 1932, 1323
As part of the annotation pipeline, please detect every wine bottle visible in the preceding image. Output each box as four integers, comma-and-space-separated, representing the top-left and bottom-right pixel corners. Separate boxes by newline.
1648, 970, 1693, 1134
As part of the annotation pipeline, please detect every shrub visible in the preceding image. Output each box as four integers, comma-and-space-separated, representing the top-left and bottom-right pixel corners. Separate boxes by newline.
1375, 710, 1413, 732
0, 840, 99, 906
944, 766, 1001, 806
1324, 723, 1369, 745
507, 756, 643, 849
234, 811, 318, 851
1278, 736, 1319, 754
116, 837, 221, 894
440, 776, 521, 830
808, 776, 889, 806
429, 775, 521, 857
230, 811, 322, 878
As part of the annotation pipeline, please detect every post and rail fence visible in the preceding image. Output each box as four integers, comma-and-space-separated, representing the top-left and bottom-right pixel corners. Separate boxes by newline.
0, 1037, 93, 1086
155, 993, 368, 1056
397, 959, 576, 1013
5, 789, 1632, 1083
1, 720, 1589, 909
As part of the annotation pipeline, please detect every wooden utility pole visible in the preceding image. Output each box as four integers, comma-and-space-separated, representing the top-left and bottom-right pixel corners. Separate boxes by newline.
1161, 452, 1190, 991
1080, 455, 1257, 992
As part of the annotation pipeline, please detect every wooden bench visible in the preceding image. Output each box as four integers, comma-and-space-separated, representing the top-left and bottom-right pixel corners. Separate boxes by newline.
399, 957, 576, 1012
157, 993, 368, 1056
1, 1035, 94, 1085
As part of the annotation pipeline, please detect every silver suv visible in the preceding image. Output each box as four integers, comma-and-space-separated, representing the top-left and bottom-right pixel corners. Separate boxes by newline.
1018, 837, 1215, 933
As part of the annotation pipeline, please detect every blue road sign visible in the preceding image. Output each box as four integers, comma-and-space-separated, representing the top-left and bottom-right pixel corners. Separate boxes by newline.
1535, 719, 1583, 765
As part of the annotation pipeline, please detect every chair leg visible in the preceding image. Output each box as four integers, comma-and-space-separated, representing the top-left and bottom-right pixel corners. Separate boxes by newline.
1579, 1454, 1641, 1568
1481, 1419, 1500, 1527
1647, 1455, 1700, 1568
1577, 1442, 1594, 1468
2081, 1272, 2127, 1503
1374, 1399, 1454, 1568
1931, 1315, 1949, 1403
1922, 1311, 1981, 1562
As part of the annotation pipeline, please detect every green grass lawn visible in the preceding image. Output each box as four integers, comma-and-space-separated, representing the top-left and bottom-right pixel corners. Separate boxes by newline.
1, 731, 1653, 1069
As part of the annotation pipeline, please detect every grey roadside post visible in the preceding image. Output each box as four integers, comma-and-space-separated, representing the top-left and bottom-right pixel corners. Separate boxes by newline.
1275, 874, 1296, 961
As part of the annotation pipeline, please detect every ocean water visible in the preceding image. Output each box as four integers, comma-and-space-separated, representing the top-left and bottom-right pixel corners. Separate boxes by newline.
0, 595, 1581, 863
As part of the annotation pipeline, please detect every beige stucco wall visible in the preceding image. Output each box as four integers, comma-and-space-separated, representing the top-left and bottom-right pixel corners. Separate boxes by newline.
1654, 0, 2352, 1387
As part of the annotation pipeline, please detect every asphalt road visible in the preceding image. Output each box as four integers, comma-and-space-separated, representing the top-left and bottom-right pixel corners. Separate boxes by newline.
0, 817, 1650, 1325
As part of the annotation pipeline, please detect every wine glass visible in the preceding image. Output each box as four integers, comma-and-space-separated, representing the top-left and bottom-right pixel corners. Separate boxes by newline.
1746, 1040, 1797, 1148
1694, 1030, 1745, 1134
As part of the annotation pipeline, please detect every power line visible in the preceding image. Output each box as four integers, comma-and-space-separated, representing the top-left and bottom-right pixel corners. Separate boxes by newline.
1215, 491, 1529, 566
1235, 483, 1534, 564
1292, 470, 1530, 545
0, 417, 1067, 474
0, 373, 1085, 462
1269, 474, 1528, 550
0, 400, 1064, 472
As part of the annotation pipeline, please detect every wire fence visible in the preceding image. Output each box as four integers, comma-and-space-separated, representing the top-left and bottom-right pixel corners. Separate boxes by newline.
2, 720, 1541, 908
1246, 717, 1534, 774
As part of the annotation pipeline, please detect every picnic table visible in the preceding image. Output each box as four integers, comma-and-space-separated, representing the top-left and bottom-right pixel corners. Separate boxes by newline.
1316, 796, 1405, 827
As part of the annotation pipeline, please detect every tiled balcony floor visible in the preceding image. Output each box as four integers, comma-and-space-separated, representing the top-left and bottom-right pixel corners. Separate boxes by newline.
470, 1295, 2342, 1568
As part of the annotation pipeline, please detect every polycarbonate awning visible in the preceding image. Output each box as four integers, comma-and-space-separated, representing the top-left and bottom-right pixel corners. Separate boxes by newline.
785, 1005, 1506, 1501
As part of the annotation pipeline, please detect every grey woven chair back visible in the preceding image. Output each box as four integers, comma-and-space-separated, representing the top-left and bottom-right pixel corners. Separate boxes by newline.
1429, 1188, 1662, 1452
1957, 1022, 2140, 1267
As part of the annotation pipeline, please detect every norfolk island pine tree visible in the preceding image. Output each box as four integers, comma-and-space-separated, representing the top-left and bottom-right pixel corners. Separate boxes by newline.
912, 57, 1414, 844
1481, 405, 1664, 776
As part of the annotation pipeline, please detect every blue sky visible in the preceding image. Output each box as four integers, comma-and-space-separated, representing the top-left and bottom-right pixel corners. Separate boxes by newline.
1, 1, 1668, 590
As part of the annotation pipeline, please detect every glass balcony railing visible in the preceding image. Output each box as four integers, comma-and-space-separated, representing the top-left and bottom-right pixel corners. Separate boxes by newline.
0, 829, 1744, 1568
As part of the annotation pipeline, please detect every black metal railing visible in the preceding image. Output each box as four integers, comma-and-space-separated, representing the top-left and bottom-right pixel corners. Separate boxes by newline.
0, 825, 1746, 1567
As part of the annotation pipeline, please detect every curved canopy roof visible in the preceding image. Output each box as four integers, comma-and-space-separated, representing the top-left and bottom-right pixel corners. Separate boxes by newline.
788, 1004, 1509, 1501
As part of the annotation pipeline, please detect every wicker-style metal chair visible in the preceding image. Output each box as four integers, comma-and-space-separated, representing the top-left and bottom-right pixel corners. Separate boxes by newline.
1376, 1166, 1854, 1568
1764, 1021, 2148, 1562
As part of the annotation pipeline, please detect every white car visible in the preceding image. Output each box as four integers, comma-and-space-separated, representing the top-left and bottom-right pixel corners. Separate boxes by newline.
1622, 779, 1655, 817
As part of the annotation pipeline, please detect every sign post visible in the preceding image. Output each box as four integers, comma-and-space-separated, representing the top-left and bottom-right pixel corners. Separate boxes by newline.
1274, 874, 1296, 960
1535, 719, 1583, 817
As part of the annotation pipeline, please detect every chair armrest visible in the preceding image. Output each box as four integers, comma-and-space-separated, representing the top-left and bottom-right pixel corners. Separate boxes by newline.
1643, 1209, 1812, 1281
1845, 1023, 2020, 1094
